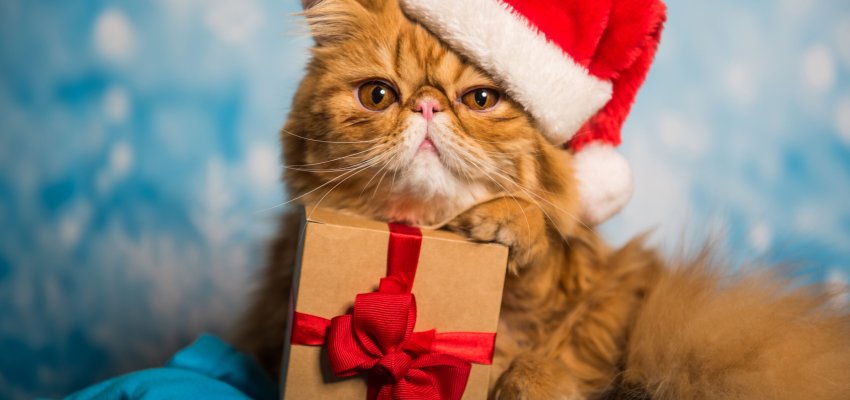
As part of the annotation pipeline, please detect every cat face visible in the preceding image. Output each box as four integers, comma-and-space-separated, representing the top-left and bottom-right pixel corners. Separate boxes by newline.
283, 0, 579, 228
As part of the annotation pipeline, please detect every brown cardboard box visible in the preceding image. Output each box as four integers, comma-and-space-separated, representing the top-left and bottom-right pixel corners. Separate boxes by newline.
281, 206, 508, 399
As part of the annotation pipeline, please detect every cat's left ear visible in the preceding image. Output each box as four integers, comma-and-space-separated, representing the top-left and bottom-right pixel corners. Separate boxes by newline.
301, 0, 372, 45
303, 0, 388, 11
301, 0, 321, 9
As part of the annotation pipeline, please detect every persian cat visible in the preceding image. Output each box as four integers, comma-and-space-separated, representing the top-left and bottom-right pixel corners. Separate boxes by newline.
236, 0, 850, 398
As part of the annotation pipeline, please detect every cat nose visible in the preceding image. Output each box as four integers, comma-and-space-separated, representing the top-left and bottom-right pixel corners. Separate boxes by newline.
414, 98, 441, 121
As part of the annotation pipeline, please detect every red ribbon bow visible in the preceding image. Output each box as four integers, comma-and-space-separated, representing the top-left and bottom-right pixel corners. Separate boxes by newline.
290, 224, 496, 400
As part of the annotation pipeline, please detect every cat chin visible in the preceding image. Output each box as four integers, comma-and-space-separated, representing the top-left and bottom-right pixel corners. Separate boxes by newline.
402, 152, 457, 196
379, 150, 490, 225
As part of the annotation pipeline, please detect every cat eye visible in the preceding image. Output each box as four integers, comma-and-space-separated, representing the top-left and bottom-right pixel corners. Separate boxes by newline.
357, 81, 398, 111
460, 88, 501, 111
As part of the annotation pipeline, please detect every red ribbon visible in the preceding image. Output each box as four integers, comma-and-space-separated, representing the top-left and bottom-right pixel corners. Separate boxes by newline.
290, 224, 496, 400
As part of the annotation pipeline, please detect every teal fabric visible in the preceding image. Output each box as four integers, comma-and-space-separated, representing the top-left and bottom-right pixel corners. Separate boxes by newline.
65, 335, 277, 400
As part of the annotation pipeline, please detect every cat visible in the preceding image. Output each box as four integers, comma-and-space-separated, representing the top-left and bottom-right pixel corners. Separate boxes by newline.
235, 0, 850, 398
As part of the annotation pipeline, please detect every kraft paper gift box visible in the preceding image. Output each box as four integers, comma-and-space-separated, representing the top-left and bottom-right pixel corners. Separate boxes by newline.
281, 206, 508, 400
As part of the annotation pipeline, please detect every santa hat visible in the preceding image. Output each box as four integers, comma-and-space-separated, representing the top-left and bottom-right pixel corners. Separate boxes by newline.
399, 0, 666, 224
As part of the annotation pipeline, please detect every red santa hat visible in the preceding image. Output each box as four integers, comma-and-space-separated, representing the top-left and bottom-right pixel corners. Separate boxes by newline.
399, 0, 667, 224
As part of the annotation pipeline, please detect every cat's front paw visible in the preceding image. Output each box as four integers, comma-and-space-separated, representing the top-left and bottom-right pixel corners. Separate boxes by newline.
492, 354, 582, 400
445, 197, 550, 272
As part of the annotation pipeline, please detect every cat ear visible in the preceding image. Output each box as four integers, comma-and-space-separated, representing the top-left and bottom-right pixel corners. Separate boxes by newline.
301, 0, 321, 9
302, 0, 370, 45
302, 0, 386, 9
354, 0, 388, 10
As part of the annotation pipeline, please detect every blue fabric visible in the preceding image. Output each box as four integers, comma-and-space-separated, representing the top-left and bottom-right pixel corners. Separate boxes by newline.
65, 335, 277, 400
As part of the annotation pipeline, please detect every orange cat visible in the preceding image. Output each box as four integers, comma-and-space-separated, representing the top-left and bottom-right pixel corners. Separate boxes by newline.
235, 1, 850, 398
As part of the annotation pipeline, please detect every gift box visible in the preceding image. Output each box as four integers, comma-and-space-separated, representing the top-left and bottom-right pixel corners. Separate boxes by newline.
281, 207, 508, 400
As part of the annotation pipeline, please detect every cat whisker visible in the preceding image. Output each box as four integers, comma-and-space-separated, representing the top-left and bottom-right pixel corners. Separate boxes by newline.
460, 151, 534, 236
260, 168, 362, 213
478, 147, 545, 158
283, 142, 395, 173
465, 141, 545, 158
441, 140, 534, 235
483, 162, 591, 234
261, 147, 391, 212
283, 145, 383, 169
283, 161, 379, 173
280, 127, 382, 144
455, 146, 580, 239
310, 151, 395, 213
369, 150, 400, 201
462, 137, 547, 157
389, 156, 401, 195
462, 135, 511, 145
303, 161, 383, 211
359, 150, 395, 198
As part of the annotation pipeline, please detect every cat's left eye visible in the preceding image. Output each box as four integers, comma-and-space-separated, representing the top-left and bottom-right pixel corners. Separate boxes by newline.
460, 88, 501, 111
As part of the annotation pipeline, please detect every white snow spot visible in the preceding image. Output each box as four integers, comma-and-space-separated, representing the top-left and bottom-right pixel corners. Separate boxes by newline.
58, 202, 92, 248
801, 44, 837, 92
193, 158, 235, 246
246, 143, 279, 192
835, 98, 850, 147
826, 268, 850, 308
204, 158, 233, 216
748, 221, 772, 253
657, 112, 709, 157
58, 216, 82, 248
97, 142, 134, 193
93, 9, 136, 61
110, 142, 134, 177
103, 86, 130, 122
205, 0, 263, 44
723, 63, 757, 106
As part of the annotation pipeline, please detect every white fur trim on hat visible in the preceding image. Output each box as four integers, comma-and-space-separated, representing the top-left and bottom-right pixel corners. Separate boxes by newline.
400, 0, 613, 144
573, 143, 633, 225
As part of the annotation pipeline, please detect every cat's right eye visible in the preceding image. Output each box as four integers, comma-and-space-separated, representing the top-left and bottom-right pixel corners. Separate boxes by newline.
357, 81, 398, 111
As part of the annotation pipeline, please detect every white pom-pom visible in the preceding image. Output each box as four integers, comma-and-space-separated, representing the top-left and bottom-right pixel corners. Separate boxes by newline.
573, 143, 633, 225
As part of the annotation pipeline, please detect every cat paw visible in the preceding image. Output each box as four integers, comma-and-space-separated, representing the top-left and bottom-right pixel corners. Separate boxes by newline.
491, 354, 582, 400
445, 197, 550, 271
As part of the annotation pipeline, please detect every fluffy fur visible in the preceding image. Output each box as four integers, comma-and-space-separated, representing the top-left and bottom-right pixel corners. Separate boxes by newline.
235, 1, 850, 398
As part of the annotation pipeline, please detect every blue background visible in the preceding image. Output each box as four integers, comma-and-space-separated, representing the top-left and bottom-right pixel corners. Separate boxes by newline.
1, 0, 848, 398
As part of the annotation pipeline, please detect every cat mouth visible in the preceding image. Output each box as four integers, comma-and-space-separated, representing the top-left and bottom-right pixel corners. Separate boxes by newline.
417, 136, 439, 155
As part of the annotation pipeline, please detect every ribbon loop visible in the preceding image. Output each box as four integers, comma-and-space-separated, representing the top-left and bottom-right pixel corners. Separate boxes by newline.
352, 292, 417, 356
